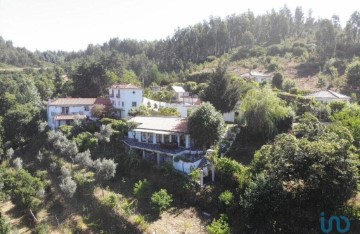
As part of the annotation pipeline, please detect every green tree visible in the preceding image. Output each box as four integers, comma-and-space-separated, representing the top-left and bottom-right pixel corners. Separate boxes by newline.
244, 132, 359, 232
293, 113, 321, 140
207, 214, 231, 234
332, 104, 360, 142
346, 60, 360, 88
202, 63, 241, 113
72, 59, 113, 97
242, 31, 255, 49
272, 72, 283, 89
240, 88, 293, 140
91, 104, 107, 118
188, 102, 225, 148
0, 117, 3, 158
151, 189, 173, 211
3, 103, 40, 146
133, 179, 151, 199
316, 19, 336, 62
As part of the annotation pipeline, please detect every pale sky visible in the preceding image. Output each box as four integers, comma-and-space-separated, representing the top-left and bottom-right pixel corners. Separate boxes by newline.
0, 0, 358, 52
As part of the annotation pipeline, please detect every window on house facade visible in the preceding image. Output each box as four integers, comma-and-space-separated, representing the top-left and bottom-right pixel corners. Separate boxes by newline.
116, 90, 120, 98
84, 106, 89, 111
122, 101, 124, 107
62, 107, 69, 114
141, 132, 147, 142
111, 89, 114, 97
132, 101, 137, 107
156, 134, 161, 144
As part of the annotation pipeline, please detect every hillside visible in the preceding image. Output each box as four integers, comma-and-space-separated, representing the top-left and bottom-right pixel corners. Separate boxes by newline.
1, 6, 360, 234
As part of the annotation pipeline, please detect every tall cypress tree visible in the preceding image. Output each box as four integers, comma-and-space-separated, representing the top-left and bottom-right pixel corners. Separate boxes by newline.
202, 62, 240, 113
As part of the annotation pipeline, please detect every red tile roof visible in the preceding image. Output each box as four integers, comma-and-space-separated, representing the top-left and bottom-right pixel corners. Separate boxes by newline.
129, 116, 188, 133
49, 98, 111, 106
110, 83, 142, 89
54, 114, 87, 120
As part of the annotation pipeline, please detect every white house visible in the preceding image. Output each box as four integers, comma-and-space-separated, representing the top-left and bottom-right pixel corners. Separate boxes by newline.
305, 90, 351, 103
109, 83, 143, 119
241, 71, 272, 83
171, 85, 200, 104
172, 85, 186, 102
47, 97, 111, 130
123, 116, 210, 174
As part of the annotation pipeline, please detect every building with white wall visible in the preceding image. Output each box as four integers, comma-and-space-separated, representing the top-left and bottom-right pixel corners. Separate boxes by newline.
123, 116, 211, 174
241, 71, 272, 83
305, 90, 351, 103
47, 98, 111, 129
109, 83, 143, 119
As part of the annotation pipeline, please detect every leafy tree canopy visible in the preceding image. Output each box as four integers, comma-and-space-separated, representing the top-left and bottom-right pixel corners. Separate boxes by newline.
240, 88, 293, 140
188, 102, 225, 148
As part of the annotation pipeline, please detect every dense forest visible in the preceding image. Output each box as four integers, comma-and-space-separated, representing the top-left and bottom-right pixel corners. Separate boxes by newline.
1, 6, 360, 234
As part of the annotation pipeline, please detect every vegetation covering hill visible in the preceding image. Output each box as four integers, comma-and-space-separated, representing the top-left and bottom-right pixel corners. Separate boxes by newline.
1, 6, 360, 234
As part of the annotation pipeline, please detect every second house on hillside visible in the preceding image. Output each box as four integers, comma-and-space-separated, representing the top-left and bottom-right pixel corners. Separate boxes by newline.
240, 71, 272, 83
305, 90, 351, 103
109, 83, 143, 119
47, 97, 111, 130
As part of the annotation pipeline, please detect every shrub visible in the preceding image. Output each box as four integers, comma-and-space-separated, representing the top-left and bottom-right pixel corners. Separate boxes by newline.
218, 190, 234, 206
59, 166, 71, 180
158, 107, 180, 116
151, 189, 173, 211
122, 200, 136, 215
0, 212, 10, 234
59, 125, 73, 137
59, 177, 77, 198
133, 179, 151, 199
292, 46, 306, 57
283, 79, 296, 92
189, 168, 201, 182
133, 215, 149, 230
74, 150, 93, 168
267, 45, 282, 56
101, 194, 119, 209
12, 157, 23, 169
267, 61, 280, 72
207, 214, 231, 234
329, 101, 347, 115
34, 223, 51, 234
74, 132, 98, 152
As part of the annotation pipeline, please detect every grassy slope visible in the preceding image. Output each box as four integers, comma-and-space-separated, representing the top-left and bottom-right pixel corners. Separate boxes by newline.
189, 52, 350, 93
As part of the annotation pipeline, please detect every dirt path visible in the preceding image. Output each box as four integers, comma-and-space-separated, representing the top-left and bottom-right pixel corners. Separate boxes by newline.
0, 201, 31, 233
